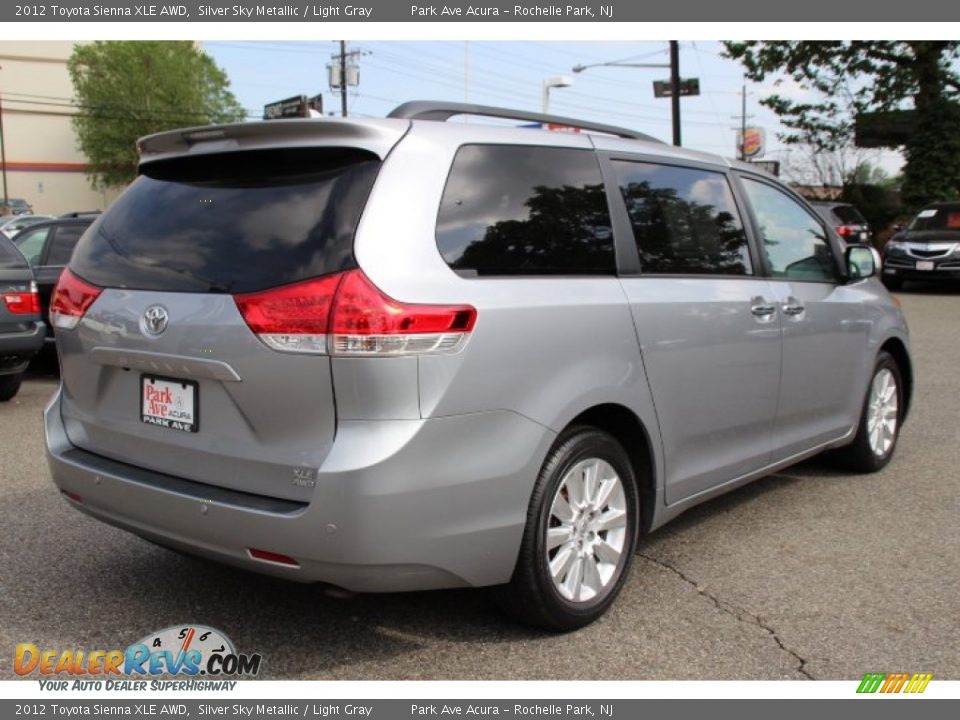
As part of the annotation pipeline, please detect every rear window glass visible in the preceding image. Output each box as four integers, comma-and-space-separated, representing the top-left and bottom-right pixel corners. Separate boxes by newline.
0, 237, 28, 269
831, 205, 867, 225
70, 148, 380, 293
436, 145, 615, 276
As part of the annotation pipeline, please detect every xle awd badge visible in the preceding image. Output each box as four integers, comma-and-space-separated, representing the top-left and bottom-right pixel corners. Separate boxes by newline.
141, 305, 169, 336
292, 468, 316, 488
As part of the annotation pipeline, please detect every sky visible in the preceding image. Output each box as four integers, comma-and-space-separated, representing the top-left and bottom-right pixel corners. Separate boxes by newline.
202, 40, 906, 179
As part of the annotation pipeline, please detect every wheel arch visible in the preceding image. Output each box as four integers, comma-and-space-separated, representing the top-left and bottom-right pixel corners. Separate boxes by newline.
564, 403, 657, 533
880, 337, 913, 420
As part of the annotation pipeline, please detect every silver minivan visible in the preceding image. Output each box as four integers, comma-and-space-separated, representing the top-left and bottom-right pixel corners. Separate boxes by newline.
46, 103, 911, 630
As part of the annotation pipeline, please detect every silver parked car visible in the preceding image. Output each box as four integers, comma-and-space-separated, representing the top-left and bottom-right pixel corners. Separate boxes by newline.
46, 103, 912, 630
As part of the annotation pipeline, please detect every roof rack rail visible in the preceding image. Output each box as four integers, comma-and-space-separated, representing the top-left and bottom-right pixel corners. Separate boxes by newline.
387, 101, 662, 143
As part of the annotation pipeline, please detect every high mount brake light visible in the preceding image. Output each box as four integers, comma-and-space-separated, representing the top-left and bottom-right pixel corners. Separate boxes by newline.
50, 270, 102, 330
234, 269, 477, 357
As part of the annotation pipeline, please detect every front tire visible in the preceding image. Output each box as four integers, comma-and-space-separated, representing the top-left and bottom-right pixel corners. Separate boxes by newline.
0, 372, 24, 402
834, 351, 903, 472
494, 427, 640, 631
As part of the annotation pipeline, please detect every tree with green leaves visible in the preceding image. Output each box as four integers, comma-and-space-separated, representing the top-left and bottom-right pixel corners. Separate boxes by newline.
69, 41, 246, 188
722, 41, 960, 208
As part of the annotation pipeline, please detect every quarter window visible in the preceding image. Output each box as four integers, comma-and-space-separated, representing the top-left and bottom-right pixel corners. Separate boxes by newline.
742, 178, 839, 282
436, 145, 615, 276
612, 161, 752, 276
47, 225, 87, 266
13, 226, 50, 266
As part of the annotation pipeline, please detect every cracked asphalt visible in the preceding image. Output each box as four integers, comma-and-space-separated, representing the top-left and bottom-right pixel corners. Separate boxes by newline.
1, 284, 958, 681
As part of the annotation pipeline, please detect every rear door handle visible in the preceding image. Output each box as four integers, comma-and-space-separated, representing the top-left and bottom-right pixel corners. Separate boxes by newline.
782, 297, 806, 316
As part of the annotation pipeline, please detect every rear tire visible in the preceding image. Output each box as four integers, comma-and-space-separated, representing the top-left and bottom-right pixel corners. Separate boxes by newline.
0, 373, 24, 402
833, 351, 903, 473
493, 426, 639, 631
882, 276, 903, 291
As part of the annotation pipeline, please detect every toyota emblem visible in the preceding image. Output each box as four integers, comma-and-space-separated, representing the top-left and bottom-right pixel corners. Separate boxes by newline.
141, 305, 169, 336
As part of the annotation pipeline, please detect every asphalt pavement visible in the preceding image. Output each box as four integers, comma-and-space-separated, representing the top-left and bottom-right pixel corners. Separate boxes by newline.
1, 285, 958, 680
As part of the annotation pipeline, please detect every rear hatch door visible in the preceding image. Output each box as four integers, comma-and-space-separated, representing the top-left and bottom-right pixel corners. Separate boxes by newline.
58, 127, 403, 503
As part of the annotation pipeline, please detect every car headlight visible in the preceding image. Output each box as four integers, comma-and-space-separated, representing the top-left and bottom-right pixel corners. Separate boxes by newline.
885, 241, 906, 254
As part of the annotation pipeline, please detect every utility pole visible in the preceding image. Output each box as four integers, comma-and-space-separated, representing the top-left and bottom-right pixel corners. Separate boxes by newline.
669, 40, 681, 146
731, 84, 754, 161
740, 85, 747, 160
0, 94, 7, 206
339, 40, 348, 117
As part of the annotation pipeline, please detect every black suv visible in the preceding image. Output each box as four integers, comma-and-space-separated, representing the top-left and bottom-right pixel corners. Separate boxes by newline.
881, 202, 960, 290
0, 235, 44, 401
809, 201, 872, 244
12, 214, 98, 341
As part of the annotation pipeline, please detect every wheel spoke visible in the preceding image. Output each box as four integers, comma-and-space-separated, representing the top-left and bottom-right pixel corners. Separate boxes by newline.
592, 477, 616, 511
547, 525, 574, 550
561, 556, 584, 601
549, 544, 576, 583
551, 494, 576, 523
582, 460, 599, 506
594, 507, 627, 532
565, 470, 585, 508
593, 539, 621, 566
581, 554, 603, 599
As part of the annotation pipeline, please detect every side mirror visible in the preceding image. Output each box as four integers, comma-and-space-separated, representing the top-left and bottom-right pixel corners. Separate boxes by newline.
846, 244, 881, 281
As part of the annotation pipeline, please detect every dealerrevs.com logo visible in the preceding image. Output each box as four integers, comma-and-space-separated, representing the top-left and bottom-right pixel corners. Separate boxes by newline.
15, 625, 261, 689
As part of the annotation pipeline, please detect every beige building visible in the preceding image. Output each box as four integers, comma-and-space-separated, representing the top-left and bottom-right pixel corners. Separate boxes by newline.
0, 41, 122, 216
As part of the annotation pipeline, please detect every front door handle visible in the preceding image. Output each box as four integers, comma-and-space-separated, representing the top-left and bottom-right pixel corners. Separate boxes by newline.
783, 297, 806, 316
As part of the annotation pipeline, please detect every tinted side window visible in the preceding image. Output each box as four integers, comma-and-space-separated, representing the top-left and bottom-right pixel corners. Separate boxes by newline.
14, 226, 50, 266
742, 178, 839, 282
612, 161, 752, 276
46, 224, 87, 265
436, 145, 615, 276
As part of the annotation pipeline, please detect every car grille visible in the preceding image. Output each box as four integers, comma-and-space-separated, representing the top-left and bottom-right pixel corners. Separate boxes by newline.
910, 248, 950, 259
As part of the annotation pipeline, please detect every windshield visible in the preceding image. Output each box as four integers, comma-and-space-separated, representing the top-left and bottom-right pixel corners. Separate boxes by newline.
909, 206, 960, 232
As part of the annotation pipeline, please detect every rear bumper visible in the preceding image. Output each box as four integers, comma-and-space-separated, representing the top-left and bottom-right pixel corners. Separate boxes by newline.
0, 322, 45, 372
46, 388, 553, 592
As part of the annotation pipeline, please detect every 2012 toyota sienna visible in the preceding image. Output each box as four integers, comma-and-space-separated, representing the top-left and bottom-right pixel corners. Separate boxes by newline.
46, 102, 912, 630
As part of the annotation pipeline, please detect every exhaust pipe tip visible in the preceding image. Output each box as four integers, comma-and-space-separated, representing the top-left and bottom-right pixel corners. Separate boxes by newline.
322, 585, 356, 600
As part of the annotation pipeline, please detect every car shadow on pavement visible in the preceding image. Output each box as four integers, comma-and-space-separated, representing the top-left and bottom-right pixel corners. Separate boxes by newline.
893, 280, 960, 295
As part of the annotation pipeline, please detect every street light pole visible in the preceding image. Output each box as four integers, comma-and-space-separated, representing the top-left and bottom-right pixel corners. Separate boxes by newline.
339, 40, 348, 118
572, 42, 684, 147
542, 75, 574, 114
669, 40, 681, 147
0, 93, 8, 206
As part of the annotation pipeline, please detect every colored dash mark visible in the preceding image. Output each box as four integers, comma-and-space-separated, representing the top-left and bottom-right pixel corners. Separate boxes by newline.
858, 672, 933, 694
175, 627, 196, 671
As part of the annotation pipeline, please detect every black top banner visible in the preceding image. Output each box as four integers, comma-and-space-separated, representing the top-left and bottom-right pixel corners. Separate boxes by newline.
4, 0, 958, 21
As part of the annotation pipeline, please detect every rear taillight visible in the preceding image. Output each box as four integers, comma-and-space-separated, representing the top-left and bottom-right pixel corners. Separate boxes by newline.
50, 269, 102, 330
233, 274, 342, 354
2, 281, 41, 315
836, 225, 854, 238
234, 269, 477, 357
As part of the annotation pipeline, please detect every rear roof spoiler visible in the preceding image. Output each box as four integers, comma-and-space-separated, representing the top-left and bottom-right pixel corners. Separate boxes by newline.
388, 101, 662, 143
137, 118, 410, 165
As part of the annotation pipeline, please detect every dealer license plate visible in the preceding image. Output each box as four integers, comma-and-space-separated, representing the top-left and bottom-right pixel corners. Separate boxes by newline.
141, 375, 198, 433
916, 261, 935, 271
